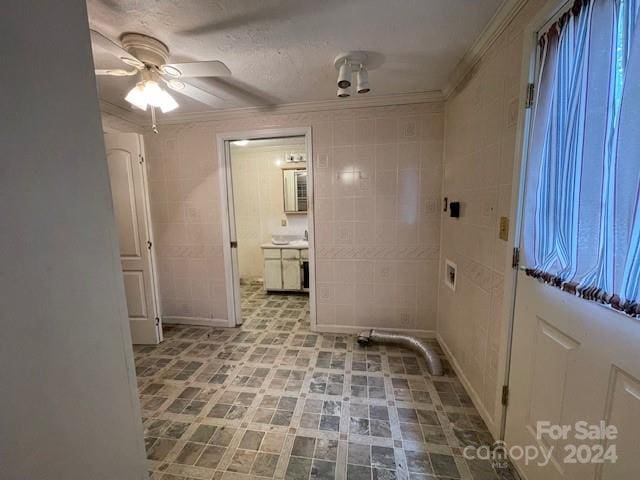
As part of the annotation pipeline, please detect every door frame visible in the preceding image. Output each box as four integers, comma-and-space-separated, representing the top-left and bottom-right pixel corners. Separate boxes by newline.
216, 127, 316, 328
499, 0, 577, 440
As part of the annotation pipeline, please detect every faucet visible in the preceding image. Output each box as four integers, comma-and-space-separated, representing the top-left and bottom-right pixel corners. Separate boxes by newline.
304, 229, 308, 241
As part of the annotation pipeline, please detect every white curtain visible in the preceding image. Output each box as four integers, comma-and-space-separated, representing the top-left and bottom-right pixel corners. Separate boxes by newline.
523, 0, 640, 316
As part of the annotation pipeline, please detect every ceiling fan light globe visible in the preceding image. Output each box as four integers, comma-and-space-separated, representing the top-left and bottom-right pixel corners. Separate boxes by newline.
157, 90, 179, 113
142, 80, 163, 105
125, 83, 148, 110
142, 81, 178, 112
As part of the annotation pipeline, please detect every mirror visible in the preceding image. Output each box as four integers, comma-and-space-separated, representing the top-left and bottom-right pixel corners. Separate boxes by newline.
283, 168, 307, 213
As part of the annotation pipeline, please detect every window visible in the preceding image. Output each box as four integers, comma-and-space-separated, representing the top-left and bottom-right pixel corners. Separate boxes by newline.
523, 0, 640, 316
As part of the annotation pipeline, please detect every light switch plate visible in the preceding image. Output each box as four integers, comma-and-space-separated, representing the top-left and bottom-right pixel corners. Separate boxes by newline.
499, 216, 509, 241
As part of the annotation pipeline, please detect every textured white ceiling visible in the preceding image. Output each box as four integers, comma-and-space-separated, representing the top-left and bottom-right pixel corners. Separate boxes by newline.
87, 0, 503, 116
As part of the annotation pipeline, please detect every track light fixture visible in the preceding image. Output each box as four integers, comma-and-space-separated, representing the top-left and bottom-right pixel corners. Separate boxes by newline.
334, 51, 373, 98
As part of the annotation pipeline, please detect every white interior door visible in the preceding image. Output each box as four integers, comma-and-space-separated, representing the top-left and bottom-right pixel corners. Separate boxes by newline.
504, 4, 640, 475
505, 237, 640, 479
223, 139, 242, 326
104, 133, 162, 345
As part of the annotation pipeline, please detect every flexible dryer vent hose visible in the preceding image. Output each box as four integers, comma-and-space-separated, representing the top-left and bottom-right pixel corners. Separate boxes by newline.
357, 329, 444, 376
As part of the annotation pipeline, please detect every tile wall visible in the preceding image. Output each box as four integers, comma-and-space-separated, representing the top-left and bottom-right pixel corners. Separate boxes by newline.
438, 0, 547, 436
143, 102, 444, 332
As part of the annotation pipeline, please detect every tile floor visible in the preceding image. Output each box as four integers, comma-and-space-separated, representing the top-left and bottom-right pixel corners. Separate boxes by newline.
135, 285, 514, 480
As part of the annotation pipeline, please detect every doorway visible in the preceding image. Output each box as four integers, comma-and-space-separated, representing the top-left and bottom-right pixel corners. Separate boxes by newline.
218, 128, 316, 328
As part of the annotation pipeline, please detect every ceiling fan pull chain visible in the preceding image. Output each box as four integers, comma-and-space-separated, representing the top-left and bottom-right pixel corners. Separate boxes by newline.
150, 106, 159, 134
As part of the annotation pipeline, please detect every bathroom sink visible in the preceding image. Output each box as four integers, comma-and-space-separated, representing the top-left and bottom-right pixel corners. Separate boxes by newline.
271, 237, 290, 245
289, 240, 308, 247
269, 235, 308, 247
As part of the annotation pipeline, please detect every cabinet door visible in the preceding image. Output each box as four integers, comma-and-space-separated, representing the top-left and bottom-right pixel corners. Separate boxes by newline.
282, 259, 301, 290
264, 258, 282, 290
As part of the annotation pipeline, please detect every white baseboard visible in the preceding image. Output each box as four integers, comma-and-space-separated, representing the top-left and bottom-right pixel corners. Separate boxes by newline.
437, 332, 498, 437
313, 324, 437, 338
162, 316, 231, 328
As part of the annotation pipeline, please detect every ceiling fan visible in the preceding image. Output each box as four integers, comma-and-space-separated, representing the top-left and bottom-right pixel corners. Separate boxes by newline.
91, 29, 231, 132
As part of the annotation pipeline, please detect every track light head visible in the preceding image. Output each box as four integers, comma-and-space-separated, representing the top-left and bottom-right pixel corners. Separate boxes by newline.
337, 60, 351, 88
356, 66, 370, 94
337, 86, 351, 98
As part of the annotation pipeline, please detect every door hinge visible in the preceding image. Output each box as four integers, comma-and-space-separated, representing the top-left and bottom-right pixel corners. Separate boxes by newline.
512, 247, 520, 269
230, 241, 238, 248
501, 385, 509, 406
155, 317, 160, 326
525, 83, 535, 108
139, 154, 144, 164
147, 240, 152, 250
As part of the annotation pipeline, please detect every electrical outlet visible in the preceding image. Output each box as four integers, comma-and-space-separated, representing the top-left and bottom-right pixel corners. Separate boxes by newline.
499, 216, 509, 241
317, 153, 329, 168
281, 219, 287, 226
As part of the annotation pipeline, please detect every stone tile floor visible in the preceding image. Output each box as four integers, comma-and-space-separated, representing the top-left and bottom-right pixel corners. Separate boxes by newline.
135, 285, 515, 480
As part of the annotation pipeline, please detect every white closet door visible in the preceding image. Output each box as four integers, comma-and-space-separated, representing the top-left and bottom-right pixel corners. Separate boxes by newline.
105, 133, 161, 345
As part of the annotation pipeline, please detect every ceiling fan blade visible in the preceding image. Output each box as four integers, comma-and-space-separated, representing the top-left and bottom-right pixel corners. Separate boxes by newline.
161, 61, 231, 78
167, 81, 224, 108
95, 68, 139, 76
90, 29, 144, 69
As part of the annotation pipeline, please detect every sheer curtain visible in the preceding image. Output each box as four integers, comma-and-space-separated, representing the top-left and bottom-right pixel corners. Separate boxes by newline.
523, 0, 640, 316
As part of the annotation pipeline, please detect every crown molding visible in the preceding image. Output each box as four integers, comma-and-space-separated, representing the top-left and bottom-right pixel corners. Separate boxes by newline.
99, 100, 145, 133
99, 91, 443, 128
442, 0, 529, 99
157, 90, 444, 125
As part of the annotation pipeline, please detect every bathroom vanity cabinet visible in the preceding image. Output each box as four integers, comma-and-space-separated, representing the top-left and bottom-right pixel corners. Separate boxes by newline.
261, 245, 309, 292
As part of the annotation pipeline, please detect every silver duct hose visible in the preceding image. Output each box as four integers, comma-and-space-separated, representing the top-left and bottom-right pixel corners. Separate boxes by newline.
357, 329, 444, 376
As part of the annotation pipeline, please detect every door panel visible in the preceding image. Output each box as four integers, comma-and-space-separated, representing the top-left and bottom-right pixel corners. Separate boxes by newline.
599, 367, 640, 479
107, 150, 141, 257
105, 133, 161, 345
528, 319, 579, 435
122, 271, 147, 318
506, 273, 640, 479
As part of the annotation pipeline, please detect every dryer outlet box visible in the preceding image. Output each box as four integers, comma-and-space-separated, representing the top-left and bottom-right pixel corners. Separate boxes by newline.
445, 260, 457, 291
